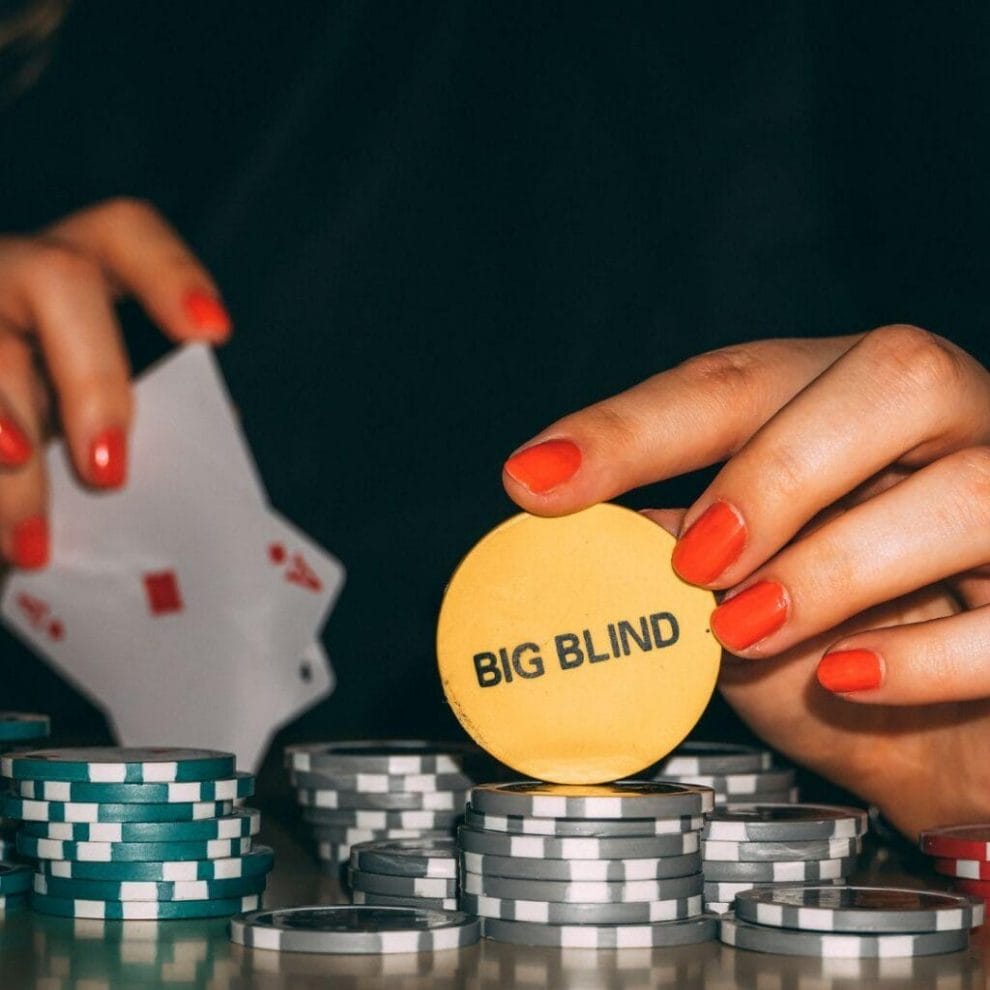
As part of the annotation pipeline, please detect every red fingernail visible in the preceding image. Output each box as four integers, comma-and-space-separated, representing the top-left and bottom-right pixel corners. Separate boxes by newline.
817, 649, 883, 694
504, 439, 582, 494
0, 416, 32, 467
711, 580, 788, 651
89, 427, 127, 488
672, 501, 746, 584
10, 515, 48, 569
183, 290, 231, 339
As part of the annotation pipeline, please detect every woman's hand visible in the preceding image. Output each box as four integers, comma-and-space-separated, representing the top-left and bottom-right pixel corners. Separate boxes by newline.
502, 326, 990, 837
0, 197, 230, 569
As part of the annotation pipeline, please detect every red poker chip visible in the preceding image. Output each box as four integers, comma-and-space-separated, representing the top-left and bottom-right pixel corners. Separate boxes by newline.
951, 877, 990, 899
919, 825, 990, 860
934, 858, 990, 880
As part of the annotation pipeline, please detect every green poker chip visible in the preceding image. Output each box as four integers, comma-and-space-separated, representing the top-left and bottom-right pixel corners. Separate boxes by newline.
35, 845, 274, 882
2, 747, 235, 783
33, 870, 267, 902
3, 794, 234, 823
29, 890, 261, 919
0, 712, 50, 742
0, 892, 28, 911
17, 833, 254, 863
20, 808, 260, 843
14, 771, 254, 804
0, 862, 31, 895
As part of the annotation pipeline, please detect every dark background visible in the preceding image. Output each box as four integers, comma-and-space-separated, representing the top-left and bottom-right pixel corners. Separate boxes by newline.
1, 3, 988, 774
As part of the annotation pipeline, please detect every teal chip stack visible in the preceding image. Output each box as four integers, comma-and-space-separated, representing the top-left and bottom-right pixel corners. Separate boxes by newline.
0, 746, 273, 919
0, 712, 51, 883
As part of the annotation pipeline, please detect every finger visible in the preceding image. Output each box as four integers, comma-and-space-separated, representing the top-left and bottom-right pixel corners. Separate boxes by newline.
0, 241, 132, 488
815, 605, 990, 705
639, 508, 686, 539
502, 336, 859, 515
45, 197, 231, 342
0, 334, 49, 568
709, 447, 990, 657
672, 326, 990, 587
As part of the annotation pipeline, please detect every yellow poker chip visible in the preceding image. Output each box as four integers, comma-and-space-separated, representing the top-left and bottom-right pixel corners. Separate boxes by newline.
436, 504, 720, 784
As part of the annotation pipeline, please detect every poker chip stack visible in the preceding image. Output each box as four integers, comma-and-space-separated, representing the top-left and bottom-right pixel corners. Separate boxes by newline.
919, 825, 990, 906
456, 781, 719, 949
651, 741, 799, 807
285, 740, 493, 872
719, 884, 983, 957
347, 837, 459, 910
0, 712, 51, 867
701, 803, 867, 914
0, 746, 274, 920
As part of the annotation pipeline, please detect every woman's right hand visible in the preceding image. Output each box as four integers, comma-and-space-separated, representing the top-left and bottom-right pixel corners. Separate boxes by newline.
0, 197, 231, 569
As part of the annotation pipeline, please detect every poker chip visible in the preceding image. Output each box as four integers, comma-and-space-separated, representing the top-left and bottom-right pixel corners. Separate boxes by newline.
461, 849, 702, 882
461, 869, 703, 904
702, 835, 862, 862
703, 804, 868, 842
33, 871, 267, 902
719, 909, 970, 957
457, 824, 698, 860
14, 771, 254, 804
19, 808, 260, 843
949, 876, 990, 898
933, 858, 990, 880
348, 866, 458, 900
35, 844, 274, 882
290, 770, 473, 793
0, 892, 27, 911
2, 747, 235, 784
16, 833, 254, 863
349, 838, 458, 880
295, 807, 461, 831
0, 712, 51, 742
284, 741, 479, 776
229, 905, 482, 953
919, 825, 990, 860
706, 901, 732, 914
479, 913, 718, 948
653, 743, 773, 777
703, 878, 846, 903
350, 889, 460, 911
463, 806, 704, 838
657, 768, 796, 796
30, 890, 261, 919
470, 782, 714, 820
0, 862, 31, 896
295, 787, 467, 812
2, 796, 234, 823
459, 890, 704, 925
702, 855, 858, 883
733, 885, 984, 933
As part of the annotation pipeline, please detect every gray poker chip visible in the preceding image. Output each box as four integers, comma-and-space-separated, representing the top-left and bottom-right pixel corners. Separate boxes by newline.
348, 866, 458, 900
461, 849, 702, 882
702, 835, 862, 862
702, 855, 858, 883
459, 890, 704, 925
457, 825, 699, 861
719, 910, 970, 957
351, 889, 459, 911
461, 868, 702, 904
657, 768, 795, 796
229, 904, 481, 953
470, 781, 714, 819
290, 769, 473, 793
480, 913, 717, 948
703, 804, 868, 842
350, 839, 457, 880
720, 788, 799, 807
464, 805, 704, 838
653, 743, 773, 776
734, 885, 985, 933
704, 878, 846, 902
295, 788, 467, 812
284, 741, 480, 776
705, 902, 732, 914
293, 806, 462, 830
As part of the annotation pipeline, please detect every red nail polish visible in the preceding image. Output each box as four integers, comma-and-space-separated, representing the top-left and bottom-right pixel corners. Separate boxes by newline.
504, 439, 582, 494
711, 580, 788, 652
672, 501, 746, 585
89, 427, 127, 488
0, 416, 32, 467
817, 649, 883, 694
183, 290, 231, 338
10, 515, 48, 569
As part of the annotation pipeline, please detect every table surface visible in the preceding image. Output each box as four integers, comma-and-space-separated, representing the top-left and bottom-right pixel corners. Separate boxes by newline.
2, 810, 988, 989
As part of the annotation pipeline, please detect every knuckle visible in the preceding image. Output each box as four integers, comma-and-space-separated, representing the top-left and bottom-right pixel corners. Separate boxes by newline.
25, 242, 101, 290
862, 324, 966, 394
679, 345, 763, 394
91, 196, 160, 229
580, 399, 642, 451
